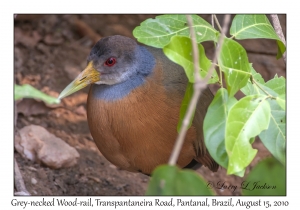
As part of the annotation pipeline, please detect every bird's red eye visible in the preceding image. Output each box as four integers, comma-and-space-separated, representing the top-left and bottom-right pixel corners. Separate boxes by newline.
104, 57, 116, 67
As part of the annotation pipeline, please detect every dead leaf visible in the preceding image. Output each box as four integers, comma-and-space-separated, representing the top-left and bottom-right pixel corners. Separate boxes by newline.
19, 74, 41, 86
14, 28, 42, 48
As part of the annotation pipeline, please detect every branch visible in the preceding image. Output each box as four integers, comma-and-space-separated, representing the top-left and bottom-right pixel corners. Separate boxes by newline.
270, 15, 286, 64
168, 15, 201, 165
207, 15, 231, 83
168, 14, 231, 165
213, 15, 223, 33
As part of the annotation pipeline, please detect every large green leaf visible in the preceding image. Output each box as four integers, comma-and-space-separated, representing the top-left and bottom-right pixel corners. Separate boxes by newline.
259, 99, 286, 165
226, 95, 271, 176
242, 157, 286, 195
163, 36, 218, 83
14, 84, 60, 104
230, 14, 286, 59
241, 71, 286, 165
218, 38, 251, 97
146, 165, 214, 195
133, 15, 218, 48
203, 88, 237, 169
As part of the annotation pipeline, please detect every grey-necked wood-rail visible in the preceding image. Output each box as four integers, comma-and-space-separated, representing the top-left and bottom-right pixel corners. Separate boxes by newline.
59, 35, 218, 175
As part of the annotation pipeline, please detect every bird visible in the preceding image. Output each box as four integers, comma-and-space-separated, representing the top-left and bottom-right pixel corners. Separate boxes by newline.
58, 35, 219, 175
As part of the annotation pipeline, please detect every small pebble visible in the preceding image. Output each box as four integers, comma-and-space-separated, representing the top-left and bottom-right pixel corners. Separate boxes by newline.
27, 166, 37, 171
31, 177, 37, 185
109, 164, 117, 169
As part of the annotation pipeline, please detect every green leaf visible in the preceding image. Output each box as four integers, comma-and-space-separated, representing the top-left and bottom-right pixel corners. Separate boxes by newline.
14, 84, 60, 104
242, 157, 286, 195
241, 71, 286, 165
241, 68, 286, 100
218, 38, 251, 97
230, 14, 286, 59
226, 95, 271, 176
264, 74, 286, 96
276, 94, 286, 110
241, 66, 265, 96
146, 165, 214, 195
177, 82, 195, 132
259, 99, 286, 165
133, 15, 218, 48
163, 36, 218, 83
203, 88, 237, 169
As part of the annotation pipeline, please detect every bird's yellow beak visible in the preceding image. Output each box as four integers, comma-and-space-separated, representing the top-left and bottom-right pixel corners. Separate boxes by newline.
58, 62, 100, 99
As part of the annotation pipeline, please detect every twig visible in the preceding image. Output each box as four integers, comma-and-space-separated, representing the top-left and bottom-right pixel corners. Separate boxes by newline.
252, 77, 276, 99
213, 15, 223, 33
206, 15, 231, 83
211, 15, 214, 29
168, 15, 231, 165
187, 15, 201, 83
14, 158, 30, 195
168, 15, 201, 165
270, 15, 286, 64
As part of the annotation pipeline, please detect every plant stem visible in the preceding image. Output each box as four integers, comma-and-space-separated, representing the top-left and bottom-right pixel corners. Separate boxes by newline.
252, 77, 276, 99
213, 15, 231, 88
168, 15, 201, 165
213, 15, 223, 33
270, 15, 286, 64
168, 14, 231, 166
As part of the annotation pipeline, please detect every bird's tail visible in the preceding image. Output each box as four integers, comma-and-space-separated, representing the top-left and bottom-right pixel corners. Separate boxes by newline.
195, 152, 219, 172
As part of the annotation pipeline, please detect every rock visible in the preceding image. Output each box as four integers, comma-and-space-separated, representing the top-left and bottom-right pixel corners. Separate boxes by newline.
15, 125, 80, 169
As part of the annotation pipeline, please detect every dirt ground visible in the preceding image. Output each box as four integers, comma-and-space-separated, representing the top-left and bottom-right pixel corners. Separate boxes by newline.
14, 14, 286, 196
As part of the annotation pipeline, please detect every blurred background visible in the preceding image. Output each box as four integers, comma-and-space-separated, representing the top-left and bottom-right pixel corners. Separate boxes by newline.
14, 14, 286, 196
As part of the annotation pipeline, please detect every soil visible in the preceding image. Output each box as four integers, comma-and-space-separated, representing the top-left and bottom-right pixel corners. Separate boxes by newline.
14, 14, 286, 196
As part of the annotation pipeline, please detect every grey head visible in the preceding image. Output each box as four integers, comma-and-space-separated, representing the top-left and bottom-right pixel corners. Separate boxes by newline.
88, 35, 156, 101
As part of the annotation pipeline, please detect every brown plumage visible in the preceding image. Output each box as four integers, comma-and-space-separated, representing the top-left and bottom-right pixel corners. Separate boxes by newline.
59, 35, 219, 175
